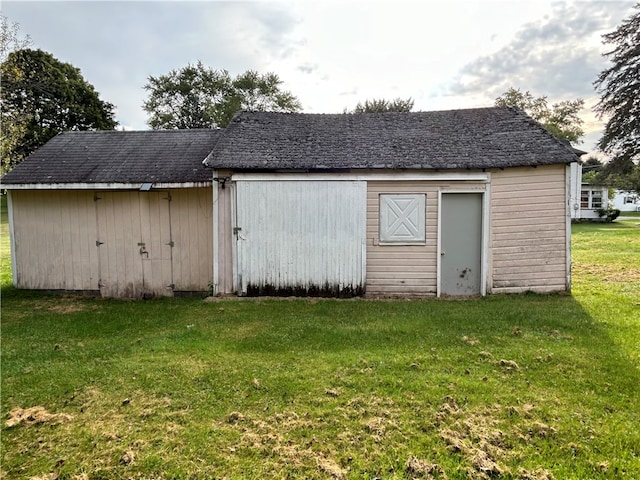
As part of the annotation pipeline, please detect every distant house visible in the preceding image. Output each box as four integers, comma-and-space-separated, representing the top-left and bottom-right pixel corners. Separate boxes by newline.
569, 162, 609, 220
612, 190, 640, 212
2, 107, 580, 298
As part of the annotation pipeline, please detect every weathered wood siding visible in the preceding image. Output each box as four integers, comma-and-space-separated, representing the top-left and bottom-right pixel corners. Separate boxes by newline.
164, 187, 213, 292
490, 165, 569, 293
216, 182, 234, 294
9, 187, 213, 295
366, 181, 439, 296
10, 190, 99, 290
234, 180, 366, 296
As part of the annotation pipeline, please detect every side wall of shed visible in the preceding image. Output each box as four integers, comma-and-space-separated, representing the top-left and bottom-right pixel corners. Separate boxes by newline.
9, 190, 99, 290
490, 165, 569, 293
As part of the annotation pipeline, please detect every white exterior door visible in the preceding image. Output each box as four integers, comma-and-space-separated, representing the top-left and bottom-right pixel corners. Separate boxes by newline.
234, 180, 367, 296
95, 191, 173, 298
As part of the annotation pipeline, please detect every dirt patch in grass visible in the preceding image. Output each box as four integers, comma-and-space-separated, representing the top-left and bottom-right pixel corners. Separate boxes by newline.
434, 397, 558, 480
406, 456, 448, 479
5, 406, 72, 428
572, 263, 640, 283
223, 409, 347, 478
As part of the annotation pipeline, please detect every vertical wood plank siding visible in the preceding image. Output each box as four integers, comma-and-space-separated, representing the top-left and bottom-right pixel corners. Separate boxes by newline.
366, 182, 440, 296
164, 188, 213, 292
490, 165, 568, 293
11, 190, 99, 290
10, 188, 213, 294
216, 182, 234, 294
235, 181, 366, 296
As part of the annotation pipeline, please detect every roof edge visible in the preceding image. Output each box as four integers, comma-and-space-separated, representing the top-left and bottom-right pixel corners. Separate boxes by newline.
3, 181, 213, 190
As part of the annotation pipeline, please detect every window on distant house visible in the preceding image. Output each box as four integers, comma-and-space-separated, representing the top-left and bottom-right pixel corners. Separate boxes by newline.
580, 190, 590, 209
580, 189, 604, 209
379, 194, 426, 244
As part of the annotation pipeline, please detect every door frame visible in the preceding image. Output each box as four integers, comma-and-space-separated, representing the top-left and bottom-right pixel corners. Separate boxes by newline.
437, 189, 490, 297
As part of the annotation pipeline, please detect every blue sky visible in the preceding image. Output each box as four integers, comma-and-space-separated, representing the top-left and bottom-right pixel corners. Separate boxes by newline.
3, 0, 636, 153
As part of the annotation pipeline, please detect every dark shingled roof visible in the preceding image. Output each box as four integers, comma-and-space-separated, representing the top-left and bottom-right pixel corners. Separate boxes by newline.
1, 129, 220, 185
204, 107, 579, 170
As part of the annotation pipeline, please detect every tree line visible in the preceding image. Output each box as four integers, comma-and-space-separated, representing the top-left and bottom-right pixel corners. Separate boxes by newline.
1, 6, 638, 193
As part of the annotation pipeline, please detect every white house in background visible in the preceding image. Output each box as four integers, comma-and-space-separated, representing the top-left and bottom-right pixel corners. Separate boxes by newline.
612, 190, 640, 212
569, 162, 609, 220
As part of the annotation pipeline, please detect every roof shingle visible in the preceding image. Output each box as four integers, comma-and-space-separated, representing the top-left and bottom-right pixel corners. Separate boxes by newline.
2, 129, 219, 185
204, 107, 579, 170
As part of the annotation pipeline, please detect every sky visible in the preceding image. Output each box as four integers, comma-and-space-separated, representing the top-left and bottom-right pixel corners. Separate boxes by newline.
2, 0, 636, 154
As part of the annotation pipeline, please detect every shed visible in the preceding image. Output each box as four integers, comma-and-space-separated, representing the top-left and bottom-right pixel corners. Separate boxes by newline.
205, 107, 579, 297
2, 130, 218, 298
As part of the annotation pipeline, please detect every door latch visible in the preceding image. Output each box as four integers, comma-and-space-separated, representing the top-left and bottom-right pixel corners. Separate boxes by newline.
138, 243, 149, 258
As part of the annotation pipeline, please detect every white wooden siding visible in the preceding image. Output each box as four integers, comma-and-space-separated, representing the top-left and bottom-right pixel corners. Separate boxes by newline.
490, 165, 568, 293
10, 190, 99, 290
235, 180, 366, 296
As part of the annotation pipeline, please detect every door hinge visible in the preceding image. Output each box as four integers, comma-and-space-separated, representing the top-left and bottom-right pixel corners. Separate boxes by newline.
233, 227, 242, 234
94, 193, 102, 202
166, 241, 175, 247
96, 240, 104, 246
164, 193, 172, 202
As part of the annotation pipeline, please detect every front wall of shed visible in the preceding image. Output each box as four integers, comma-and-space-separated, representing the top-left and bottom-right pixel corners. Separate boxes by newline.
9, 188, 213, 295
365, 166, 569, 296
366, 180, 486, 296
10, 190, 99, 290
490, 165, 569, 293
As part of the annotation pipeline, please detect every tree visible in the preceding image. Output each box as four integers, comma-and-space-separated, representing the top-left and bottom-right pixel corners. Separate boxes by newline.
580, 156, 603, 184
1, 49, 117, 173
345, 97, 414, 113
593, 4, 640, 193
0, 14, 32, 62
495, 87, 585, 143
142, 63, 301, 129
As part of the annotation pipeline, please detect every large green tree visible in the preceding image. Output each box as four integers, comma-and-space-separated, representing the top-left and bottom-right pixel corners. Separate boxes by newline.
495, 87, 585, 144
142, 63, 302, 129
1, 49, 117, 173
345, 97, 414, 113
593, 4, 640, 194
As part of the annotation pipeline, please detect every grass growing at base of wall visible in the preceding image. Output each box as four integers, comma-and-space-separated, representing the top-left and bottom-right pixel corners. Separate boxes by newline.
1, 219, 639, 479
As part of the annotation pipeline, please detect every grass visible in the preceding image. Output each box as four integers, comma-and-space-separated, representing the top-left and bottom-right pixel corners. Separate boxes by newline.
1, 207, 639, 479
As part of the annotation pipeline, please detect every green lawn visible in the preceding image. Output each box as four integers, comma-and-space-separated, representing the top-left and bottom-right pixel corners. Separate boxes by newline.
1, 211, 639, 479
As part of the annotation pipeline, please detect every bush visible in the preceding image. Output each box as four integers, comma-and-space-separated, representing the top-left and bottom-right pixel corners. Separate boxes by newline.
597, 206, 621, 222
